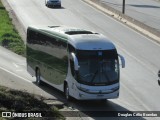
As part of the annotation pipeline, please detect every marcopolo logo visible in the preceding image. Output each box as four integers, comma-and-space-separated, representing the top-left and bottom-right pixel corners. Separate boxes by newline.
2, 112, 11, 117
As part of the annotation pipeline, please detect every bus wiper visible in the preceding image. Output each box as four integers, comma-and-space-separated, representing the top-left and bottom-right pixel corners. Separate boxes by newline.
79, 73, 94, 80
90, 61, 101, 83
101, 61, 110, 82
89, 61, 110, 83
90, 69, 98, 83
104, 71, 110, 82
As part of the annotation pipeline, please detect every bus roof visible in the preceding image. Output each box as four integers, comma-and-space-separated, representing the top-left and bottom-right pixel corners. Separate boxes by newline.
28, 25, 116, 50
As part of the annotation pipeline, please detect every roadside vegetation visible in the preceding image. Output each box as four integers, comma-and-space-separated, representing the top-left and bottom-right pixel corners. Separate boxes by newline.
0, 0, 25, 56
0, 1, 64, 119
0, 86, 64, 120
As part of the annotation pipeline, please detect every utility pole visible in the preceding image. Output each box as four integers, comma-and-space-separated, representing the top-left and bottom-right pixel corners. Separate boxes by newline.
122, 0, 125, 14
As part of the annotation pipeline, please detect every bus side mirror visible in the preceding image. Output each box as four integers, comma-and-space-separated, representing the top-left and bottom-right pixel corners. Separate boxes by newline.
71, 53, 80, 71
118, 54, 125, 68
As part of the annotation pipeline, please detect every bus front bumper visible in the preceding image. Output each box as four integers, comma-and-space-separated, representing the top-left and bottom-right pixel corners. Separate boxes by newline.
75, 89, 119, 100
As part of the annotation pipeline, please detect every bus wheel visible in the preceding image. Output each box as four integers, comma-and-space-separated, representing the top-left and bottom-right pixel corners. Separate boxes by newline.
36, 69, 42, 85
65, 84, 71, 101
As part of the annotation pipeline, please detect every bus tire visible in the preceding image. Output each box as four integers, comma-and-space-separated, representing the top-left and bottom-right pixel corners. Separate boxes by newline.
36, 69, 43, 85
64, 84, 71, 101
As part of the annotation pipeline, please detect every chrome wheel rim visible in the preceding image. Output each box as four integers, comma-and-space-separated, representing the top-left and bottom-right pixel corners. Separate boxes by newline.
65, 85, 69, 100
36, 70, 40, 84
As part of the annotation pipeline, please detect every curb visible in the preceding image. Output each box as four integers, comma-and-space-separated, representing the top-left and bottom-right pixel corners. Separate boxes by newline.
82, 0, 160, 43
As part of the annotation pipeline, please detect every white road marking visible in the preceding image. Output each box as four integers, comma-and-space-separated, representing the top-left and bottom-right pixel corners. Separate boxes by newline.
13, 62, 25, 72
13, 62, 25, 67
16, 63, 26, 66
0, 66, 32, 83
15, 70, 23, 72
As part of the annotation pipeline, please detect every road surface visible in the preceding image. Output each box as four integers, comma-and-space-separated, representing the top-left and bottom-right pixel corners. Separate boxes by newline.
100, 0, 160, 32
1, 0, 160, 119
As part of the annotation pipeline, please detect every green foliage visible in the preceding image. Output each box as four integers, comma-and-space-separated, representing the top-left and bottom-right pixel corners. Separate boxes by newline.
0, 0, 25, 56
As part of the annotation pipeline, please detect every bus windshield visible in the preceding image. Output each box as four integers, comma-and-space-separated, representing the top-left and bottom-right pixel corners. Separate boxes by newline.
77, 50, 119, 85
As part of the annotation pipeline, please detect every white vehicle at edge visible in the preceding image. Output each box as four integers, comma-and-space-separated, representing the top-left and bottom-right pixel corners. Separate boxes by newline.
158, 70, 160, 85
45, 0, 61, 8
26, 25, 125, 101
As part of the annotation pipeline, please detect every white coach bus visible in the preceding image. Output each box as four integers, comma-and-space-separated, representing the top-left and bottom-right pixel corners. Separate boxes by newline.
26, 25, 125, 100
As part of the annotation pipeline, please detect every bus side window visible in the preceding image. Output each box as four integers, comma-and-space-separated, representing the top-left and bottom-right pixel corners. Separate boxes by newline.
27, 29, 38, 44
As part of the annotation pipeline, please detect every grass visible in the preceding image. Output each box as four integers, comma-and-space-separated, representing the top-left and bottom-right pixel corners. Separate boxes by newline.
0, 86, 64, 120
0, 0, 25, 56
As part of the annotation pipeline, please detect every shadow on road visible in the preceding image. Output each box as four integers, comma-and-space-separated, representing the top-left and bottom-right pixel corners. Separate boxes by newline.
129, 4, 160, 9
33, 82, 146, 119
47, 6, 65, 9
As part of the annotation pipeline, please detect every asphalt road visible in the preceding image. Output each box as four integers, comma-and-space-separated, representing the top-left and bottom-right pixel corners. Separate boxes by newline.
1, 0, 160, 119
100, 0, 160, 32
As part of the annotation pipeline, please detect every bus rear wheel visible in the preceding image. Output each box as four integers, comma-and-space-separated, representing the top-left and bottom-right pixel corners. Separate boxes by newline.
36, 69, 42, 85
64, 84, 71, 101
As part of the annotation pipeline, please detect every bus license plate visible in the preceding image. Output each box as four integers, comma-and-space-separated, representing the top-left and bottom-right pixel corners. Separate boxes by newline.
97, 94, 104, 97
